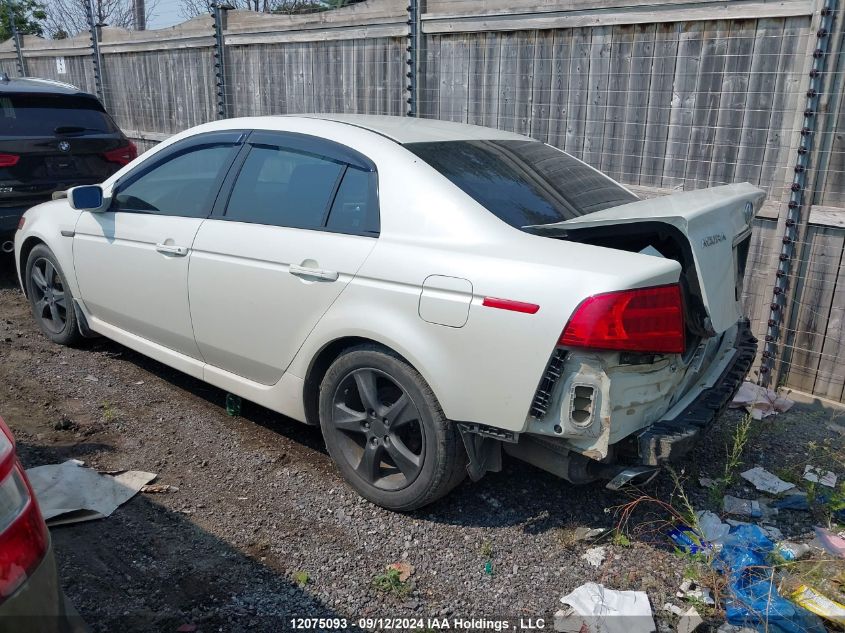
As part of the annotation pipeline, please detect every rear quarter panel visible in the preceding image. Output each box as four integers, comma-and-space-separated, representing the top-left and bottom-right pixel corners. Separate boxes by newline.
287, 140, 682, 432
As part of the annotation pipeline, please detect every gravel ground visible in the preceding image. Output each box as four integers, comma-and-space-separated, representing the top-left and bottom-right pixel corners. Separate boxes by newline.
0, 253, 842, 632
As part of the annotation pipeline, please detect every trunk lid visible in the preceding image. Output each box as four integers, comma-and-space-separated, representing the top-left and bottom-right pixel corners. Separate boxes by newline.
529, 183, 765, 335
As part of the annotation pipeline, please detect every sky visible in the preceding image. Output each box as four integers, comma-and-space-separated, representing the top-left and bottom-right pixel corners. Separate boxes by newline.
147, 0, 186, 29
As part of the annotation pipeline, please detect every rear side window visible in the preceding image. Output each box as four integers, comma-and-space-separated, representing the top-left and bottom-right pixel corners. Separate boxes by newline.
0, 93, 117, 136
405, 140, 637, 229
225, 143, 379, 235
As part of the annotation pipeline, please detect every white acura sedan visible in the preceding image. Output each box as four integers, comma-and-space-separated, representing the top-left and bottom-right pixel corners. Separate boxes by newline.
14, 115, 762, 510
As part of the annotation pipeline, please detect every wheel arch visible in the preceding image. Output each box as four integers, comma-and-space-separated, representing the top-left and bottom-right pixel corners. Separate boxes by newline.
18, 236, 46, 297
302, 336, 420, 427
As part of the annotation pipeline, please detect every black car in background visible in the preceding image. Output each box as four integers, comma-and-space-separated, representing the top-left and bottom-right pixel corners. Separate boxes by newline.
0, 74, 135, 249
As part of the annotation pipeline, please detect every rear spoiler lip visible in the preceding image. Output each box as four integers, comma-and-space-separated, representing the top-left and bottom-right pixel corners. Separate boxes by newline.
523, 182, 766, 234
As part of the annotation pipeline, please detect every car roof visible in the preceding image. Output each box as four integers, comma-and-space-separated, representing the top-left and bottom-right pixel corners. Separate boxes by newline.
298, 114, 530, 144
0, 75, 94, 96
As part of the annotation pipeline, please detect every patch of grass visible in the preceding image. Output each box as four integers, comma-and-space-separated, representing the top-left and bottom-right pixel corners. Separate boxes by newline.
721, 413, 753, 486
612, 531, 631, 547
292, 570, 309, 587
373, 568, 410, 597
480, 540, 493, 558
101, 401, 118, 423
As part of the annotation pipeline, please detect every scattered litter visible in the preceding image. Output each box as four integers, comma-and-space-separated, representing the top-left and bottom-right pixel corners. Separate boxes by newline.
557, 583, 655, 633
716, 524, 825, 633
776, 541, 811, 561
141, 483, 179, 494
724, 520, 783, 543
84, 374, 98, 382
669, 525, 707, 555
772, 491, 810, 511
677, 606, 703, 633
133, 380, 144, 385
814, 527, 845, 558
716, 625, 757, 633
803, 465, 837, 488
662, 603, 684, 616
699, 477, 717, 489
26, 460, 155, 526
386, 561, 414, 582
677, 580, 715, 606
740, 466, 795, 495
729, 381, 794, 419
788, 584, 845, 625
483, 560, 493, 575
697, 510, 730, 544
582, 546, 606, 567
573, 526, 605, 541
723, 495, 761, 518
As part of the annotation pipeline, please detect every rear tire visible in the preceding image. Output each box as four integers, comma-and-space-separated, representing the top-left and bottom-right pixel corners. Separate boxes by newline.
25, 244, 81, 346
319, 345, 466, 511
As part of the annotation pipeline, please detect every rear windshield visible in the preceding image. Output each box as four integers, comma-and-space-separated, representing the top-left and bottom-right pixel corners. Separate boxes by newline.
405, 140, 637, 228
0, 93, 117, 137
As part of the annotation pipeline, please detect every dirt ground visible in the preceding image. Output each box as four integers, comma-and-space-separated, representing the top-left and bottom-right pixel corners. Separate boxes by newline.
0, 252, 843, 632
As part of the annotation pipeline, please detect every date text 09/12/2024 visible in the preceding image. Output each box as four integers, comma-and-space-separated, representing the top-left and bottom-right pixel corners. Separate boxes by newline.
290, 617, 548, 630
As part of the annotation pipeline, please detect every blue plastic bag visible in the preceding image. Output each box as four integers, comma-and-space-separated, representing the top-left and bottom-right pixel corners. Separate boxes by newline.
717, 525, 826, 633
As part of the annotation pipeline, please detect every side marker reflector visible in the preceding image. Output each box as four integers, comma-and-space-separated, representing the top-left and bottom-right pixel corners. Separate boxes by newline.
482, 297, 540, 314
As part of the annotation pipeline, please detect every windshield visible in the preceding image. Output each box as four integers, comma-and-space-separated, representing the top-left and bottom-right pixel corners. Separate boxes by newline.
0, 93, 118, 137
405, 139, 637, 229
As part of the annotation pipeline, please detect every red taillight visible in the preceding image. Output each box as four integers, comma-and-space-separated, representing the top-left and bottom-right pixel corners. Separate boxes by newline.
0, 417, 48, 603
16, 217, 24, 231
102, 141, 137, 166
0, 154, 19, 168
559, 284, 685, 354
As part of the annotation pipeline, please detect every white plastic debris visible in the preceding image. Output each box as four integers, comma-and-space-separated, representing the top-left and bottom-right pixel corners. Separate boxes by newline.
803, 465, 837, 488
573, 527, 606, 541
556, 583, 655, 633
582, 546, 606, 567
26, 460, 156, 526
776, 541, 811, 561
740, 466, 795, 495
729, 381, 794, 419
677, 580, 715, 606
677, 606, 703, 633
723, 495, 762, 517
696, 510, 730, 544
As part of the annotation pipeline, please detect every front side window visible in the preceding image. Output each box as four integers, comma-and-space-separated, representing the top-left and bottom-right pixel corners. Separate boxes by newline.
405, 140, 637, 229
112, 143, 237, 218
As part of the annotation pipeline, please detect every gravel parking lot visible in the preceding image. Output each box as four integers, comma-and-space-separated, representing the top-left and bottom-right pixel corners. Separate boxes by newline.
0, 254, 842, 633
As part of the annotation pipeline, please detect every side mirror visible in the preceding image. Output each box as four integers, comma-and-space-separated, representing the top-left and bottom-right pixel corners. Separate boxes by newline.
68, 185, 105, 211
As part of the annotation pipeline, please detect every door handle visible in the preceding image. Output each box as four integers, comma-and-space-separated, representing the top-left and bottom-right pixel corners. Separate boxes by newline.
289, 264, 339, 282
155, 242, 189, 257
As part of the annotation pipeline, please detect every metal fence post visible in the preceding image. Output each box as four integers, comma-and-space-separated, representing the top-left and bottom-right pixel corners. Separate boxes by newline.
86, 0, 106, 106
10, 20, 26, 77
212, 3, 231, 119
405, 0, 420, 116
760, 0, 838, 387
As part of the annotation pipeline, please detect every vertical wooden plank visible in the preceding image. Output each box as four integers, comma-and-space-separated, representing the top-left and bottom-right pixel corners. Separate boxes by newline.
601, 25, 634, 180
786, 227, 845, 393
498, 31, 535, 135
341, 39, 357, 114
707, 19, 756, 187
420, 34, 440, 119
814, 235, 845, 401
741, 218, 782, 371
530, 29, 554, 142
583, 26, 611, 167
684, 20, 730, 190
439, 37, 456, 121
546, 29, 571, 150
734, 19, 785, 188
620, 24, 655, 187
564, 27, 591, 158
662, 21, 704, 189
641, 23, 679, 187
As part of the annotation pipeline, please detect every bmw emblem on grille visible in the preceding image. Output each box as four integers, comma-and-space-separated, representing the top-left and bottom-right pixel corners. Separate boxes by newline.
58, 140, 70, 152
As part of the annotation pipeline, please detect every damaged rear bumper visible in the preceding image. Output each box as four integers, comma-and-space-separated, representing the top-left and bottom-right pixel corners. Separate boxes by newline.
636, 319, 757, 465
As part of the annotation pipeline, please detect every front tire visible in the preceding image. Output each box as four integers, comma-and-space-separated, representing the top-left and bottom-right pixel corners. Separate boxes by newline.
25, 244, 81, 346
319, 345, 466, 511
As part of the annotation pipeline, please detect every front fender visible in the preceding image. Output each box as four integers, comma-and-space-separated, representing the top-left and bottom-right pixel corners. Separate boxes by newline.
14, 200, 82, 297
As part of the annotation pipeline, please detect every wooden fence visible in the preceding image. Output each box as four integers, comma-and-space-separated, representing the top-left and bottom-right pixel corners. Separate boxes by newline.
1, 0, 844, 402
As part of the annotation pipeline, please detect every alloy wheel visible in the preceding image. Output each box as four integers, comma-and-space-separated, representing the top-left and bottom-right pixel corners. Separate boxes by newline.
330, 368, 425, 491
30, 257, 68, 334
